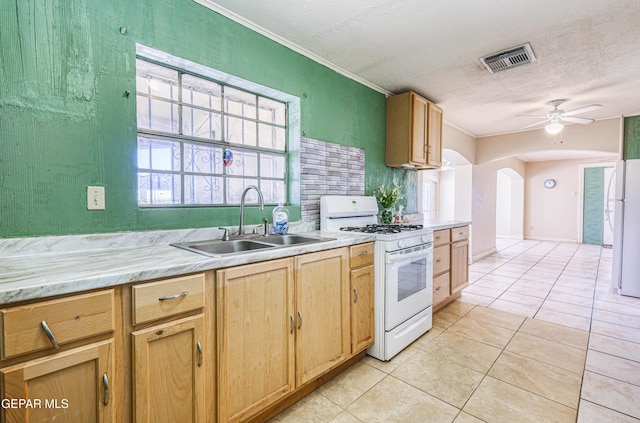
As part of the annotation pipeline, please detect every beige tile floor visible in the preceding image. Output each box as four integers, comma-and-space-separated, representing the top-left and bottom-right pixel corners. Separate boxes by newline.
270, 240, 640, 422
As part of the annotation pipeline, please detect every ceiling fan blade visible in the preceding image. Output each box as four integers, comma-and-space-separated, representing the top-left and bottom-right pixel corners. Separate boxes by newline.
520, 119, 550, 129
563, 104, 602, 116
516, 114, 549, 119
561, 116, 594, 124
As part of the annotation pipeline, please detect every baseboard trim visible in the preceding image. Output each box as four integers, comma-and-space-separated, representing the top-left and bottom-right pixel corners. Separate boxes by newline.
524, 236, 578, 243
472, 247, 497, 262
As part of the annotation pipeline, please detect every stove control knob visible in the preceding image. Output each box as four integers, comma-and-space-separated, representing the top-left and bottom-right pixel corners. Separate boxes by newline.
421, 235, 429, 243
397, 240, 407, 249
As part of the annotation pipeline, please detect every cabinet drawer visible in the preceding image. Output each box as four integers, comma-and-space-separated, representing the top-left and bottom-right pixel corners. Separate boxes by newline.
433, 245, 450, 275
350, 243, 374, 268
1, 290, 115, 359
433, 273, 450, 305
433, 229, 450, 246
451, 226, 469, 242
132, 273, 205, 325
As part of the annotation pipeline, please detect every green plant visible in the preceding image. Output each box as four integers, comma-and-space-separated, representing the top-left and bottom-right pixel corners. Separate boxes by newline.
374, 184, 402, 209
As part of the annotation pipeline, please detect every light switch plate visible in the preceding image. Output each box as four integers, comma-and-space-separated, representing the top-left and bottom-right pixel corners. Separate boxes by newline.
87, 186, 105, 210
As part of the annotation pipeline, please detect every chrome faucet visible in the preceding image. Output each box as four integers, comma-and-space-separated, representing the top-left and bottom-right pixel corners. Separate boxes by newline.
238, 185, 265, 235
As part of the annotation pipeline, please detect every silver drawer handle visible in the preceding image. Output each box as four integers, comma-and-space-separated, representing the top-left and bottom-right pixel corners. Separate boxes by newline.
354, 288, 359, 303
358, 251, 369, 256
103, 373, 109, 405
297, 311, 303, 330
197, 341, 203, 367
290, 315, 295, 334
40, 320, 60, 350
159, 291, 188, 301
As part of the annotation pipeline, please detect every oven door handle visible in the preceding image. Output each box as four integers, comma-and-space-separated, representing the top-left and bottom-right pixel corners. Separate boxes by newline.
385, 247, 432, 264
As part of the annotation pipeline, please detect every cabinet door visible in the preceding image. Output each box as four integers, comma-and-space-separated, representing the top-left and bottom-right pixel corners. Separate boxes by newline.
2, 339, 113, 423
294, 248, 350, 386
410, 94, 428, 165
350, 265, 374, 354
216, 258, 295, 423
426, 102, 443, 167
451, 240, 469, 294
132, 315, 205, 423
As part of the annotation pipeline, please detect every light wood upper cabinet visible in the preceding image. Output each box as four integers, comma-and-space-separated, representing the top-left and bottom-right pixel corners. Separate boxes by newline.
2, 339, 114, 423
132, 315, 205, 423
216, 258, 295, 423
427, 102, 443, 167
386, 91, 443, 169
294, 248, 350, 387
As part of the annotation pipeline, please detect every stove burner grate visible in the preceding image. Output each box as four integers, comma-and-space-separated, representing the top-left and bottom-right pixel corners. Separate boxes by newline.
340, 224, 424, 234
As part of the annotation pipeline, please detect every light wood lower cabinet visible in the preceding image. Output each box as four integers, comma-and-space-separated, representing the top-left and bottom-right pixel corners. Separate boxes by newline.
1, 339, 114, 422
132, 315, 205, 423
217, 248, 351, 422
294, 248, 350, 386
432, 225, 470, 311
216, 258, 295, 423
349, 243, 374, 354
451, 239, 470, 295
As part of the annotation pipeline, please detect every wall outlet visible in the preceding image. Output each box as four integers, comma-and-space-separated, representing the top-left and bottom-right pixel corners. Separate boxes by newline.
87, 186, 105, 210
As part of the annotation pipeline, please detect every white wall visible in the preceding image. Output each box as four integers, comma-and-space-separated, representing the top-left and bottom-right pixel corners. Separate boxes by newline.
524, 157, 616, 242
496, 168, 524, 239
454, 165, 473, 222
443, 123, 476, 164
476, 118, 621, 163
472, 157, 526, 260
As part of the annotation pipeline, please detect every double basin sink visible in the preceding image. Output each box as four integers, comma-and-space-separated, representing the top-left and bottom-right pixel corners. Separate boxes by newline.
172, 234, 335, 257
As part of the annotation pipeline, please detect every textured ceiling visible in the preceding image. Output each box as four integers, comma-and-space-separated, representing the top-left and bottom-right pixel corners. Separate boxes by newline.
195, 0, 640, 138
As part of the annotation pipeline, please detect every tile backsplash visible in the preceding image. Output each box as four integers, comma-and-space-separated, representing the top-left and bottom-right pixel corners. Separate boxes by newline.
300, 137, 365, 227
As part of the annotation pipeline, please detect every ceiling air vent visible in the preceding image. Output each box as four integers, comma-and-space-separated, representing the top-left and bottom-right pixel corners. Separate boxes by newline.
480, 43, 536, 73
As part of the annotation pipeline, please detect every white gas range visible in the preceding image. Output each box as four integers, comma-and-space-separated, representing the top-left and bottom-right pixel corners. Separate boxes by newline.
320, 195, 434, 361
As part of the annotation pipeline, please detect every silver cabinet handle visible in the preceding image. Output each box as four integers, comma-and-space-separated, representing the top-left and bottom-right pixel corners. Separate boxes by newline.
158, 291, 188, 301
297, 311, 303, 330
353, 288, 359, 303
40, 320, 60, 350
197, 341, 203, 367
358, 251, 368, 256
103, 373, 109, 406
290, 315, 295, 334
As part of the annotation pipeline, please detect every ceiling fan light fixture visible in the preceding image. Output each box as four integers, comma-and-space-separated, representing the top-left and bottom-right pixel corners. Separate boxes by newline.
545, 121, 564, 134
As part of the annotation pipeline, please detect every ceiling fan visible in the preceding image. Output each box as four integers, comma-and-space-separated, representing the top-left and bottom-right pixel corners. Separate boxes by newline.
517, 99, 602, 134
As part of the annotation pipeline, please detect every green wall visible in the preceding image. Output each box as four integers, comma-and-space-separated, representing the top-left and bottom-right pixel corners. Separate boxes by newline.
0, 0, 410, 238
624, 115, 640, 160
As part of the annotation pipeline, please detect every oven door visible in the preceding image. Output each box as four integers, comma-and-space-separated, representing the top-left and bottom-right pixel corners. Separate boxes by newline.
384, 243, 433, 331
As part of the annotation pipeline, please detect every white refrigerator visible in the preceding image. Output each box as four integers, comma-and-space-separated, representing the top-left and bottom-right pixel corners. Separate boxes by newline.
612, 159, 640, 297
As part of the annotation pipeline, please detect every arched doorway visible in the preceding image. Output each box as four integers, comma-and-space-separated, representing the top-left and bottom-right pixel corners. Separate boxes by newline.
496, 168, 524, 240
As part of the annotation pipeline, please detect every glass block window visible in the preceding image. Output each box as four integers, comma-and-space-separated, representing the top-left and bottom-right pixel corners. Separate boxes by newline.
135, 58, 287, 206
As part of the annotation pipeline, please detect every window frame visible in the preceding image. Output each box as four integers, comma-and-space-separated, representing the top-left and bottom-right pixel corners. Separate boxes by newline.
135, 44, 301, 208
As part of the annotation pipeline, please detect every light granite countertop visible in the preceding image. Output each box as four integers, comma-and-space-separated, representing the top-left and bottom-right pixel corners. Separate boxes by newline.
0, 219, 471, 305
0, 226, 375, 305
421, 220, 472, 231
